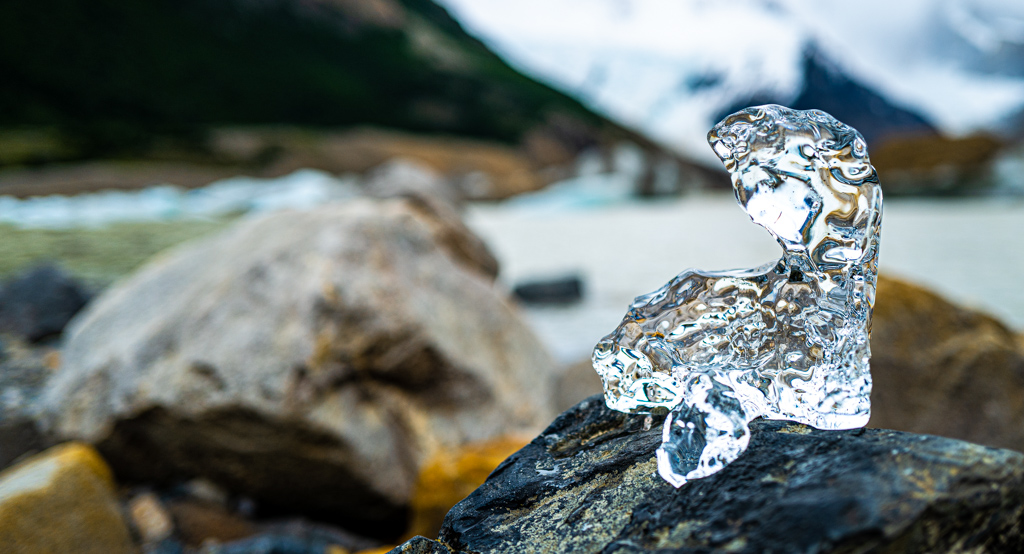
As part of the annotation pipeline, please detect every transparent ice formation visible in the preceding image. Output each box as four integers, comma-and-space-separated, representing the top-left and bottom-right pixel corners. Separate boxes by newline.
592, 105, 882, 487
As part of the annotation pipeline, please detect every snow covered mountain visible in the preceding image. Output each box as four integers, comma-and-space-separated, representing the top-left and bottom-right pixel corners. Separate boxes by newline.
436, 0, 1024, 165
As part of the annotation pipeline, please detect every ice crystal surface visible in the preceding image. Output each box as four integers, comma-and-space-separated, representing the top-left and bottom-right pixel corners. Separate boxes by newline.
593, 105, 882, 487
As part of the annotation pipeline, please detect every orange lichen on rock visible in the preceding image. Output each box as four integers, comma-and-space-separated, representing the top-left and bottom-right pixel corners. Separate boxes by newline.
405, 435, 531, 539
0, 442, 137, 553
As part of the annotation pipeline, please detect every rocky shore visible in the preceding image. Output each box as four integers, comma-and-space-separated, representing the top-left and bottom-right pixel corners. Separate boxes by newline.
1, 176, 1024, 552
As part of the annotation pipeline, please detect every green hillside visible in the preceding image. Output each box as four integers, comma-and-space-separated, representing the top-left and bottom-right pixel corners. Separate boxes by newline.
0, 0, 611, 162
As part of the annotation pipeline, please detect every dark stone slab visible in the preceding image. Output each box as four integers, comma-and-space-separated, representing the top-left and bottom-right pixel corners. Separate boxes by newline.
512, 276, 583, 305
0, 264, 90, 342
400, 395, 1024, 553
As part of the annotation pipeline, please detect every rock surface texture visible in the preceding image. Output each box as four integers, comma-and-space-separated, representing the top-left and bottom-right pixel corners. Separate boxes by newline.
0, 442, 137, 553
40, 198, 556, 539
394, 396, 1024, 554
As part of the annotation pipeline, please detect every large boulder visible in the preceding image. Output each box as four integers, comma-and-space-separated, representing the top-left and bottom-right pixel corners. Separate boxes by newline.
396, 396, 1024, 553
0, 442, 137, 553
869, 276, 1024, 451
40, 198, 556, 539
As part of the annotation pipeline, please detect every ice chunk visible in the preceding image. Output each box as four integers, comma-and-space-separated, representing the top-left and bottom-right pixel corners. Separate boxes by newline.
593, 105, 883, 487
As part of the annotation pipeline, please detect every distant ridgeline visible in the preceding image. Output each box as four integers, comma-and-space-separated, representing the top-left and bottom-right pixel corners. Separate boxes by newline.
716, 46, 939, 147
716, 46, 1005, 195
0, 0, 630, 162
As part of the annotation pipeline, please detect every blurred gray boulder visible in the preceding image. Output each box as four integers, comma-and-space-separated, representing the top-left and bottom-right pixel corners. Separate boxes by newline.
39, 198, 554, 539
363, 159, 463, 212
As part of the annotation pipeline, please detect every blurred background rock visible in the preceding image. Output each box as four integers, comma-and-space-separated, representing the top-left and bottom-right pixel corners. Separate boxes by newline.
1, 0, 1023, 552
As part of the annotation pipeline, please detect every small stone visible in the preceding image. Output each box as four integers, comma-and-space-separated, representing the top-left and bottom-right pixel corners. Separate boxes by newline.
386, 536, 452, 554
128, 492, 173, 543
0, 442, 136, 553
182, 477, 229, 506
362, 159, 463, 212
512, 276, 583, 305
168, 498, 255, 547
0, 264, 90, 343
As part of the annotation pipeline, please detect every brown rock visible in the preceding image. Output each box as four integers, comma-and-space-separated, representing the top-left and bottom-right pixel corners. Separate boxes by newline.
40, 199, 556, 539
552, 357, 602, 415
213, 127, 547, 201
869, 275, 1024, 451
0, 442, 137, 553
167, 498, 256, 547
872, 134, 1004, 195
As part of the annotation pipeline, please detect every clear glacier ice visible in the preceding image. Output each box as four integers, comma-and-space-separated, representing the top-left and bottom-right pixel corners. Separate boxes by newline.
592, 105, 883, 487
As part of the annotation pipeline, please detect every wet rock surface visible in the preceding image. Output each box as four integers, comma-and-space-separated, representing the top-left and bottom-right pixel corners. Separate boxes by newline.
396, 395, 1024, 554
39, 199, 556, 539
512, 276, 583, 306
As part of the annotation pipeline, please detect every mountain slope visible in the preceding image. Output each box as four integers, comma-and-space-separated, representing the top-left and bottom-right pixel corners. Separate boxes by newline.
438, 0, 1024, 165
0, 0, 636, 161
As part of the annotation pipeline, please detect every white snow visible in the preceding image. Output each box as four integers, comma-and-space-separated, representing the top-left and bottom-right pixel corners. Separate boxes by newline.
0, 169, 360, 229
438, 0, 1024, 163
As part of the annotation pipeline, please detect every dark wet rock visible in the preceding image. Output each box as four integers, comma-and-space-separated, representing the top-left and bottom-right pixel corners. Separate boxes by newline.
0, 264, 90, 342
390, 536, 453, 554
398, 395, 1024, 554
512, 276, 583, 305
